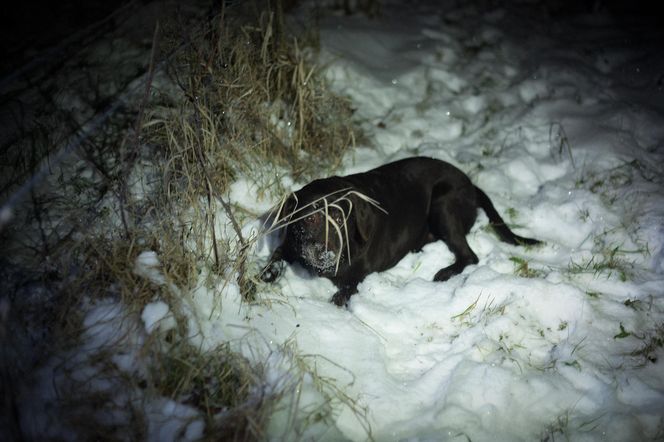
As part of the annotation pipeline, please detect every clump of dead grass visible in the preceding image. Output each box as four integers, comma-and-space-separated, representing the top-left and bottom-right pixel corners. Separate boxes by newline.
2, 1, 365, 439
29, 0, 364, 310
148, 339, 273, 441
47, 318, 275, 441
150, 1, 357, 194
142, 0, 361, 297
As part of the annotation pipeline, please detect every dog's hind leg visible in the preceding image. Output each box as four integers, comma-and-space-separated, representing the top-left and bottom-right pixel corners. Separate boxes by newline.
428, 194, 479, 282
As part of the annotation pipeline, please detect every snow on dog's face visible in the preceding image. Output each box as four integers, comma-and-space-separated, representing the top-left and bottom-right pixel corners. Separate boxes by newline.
292, 199, 348, 273
267, 184, 386, 277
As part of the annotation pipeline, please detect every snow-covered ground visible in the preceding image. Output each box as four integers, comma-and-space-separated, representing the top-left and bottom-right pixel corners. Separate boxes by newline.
17, 1, 664, 440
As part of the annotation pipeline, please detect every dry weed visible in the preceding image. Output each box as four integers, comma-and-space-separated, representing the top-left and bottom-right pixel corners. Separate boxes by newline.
2, 1, 363, 439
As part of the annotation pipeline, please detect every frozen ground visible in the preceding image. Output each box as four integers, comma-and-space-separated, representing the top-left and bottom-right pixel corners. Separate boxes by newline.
15, 1, 664, 440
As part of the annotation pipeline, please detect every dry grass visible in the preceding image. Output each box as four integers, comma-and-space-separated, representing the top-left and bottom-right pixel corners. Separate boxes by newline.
151, 1, 357, 191
1, 1, 365, 439
150, 341, 273, 441
140, 0, 361, 298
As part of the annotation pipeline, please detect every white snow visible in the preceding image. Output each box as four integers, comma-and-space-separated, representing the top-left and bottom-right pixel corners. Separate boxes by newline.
18, 0, 664, 440
197, 1, 662, 439
134, 250, 166, 285
145, 398, 203, 442
141, 300, 175, 334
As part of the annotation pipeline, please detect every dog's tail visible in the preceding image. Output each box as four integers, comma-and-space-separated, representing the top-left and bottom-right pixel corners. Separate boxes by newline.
474, 186, 541, 246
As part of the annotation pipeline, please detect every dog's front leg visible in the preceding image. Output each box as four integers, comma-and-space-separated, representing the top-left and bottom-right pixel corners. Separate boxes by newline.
260, 246, 286, 283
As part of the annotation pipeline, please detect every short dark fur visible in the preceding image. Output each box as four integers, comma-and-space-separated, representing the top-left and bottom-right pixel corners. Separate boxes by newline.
261, 157, 540, 306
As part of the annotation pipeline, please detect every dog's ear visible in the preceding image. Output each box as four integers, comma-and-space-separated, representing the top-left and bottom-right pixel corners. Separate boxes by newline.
353, 196, 375, 244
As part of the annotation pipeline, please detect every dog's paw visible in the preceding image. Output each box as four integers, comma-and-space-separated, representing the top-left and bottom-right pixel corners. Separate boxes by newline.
433, 266, 456, 282
434, 261, 470, 282
330, 291, 350, 308
260, 260, 285, 283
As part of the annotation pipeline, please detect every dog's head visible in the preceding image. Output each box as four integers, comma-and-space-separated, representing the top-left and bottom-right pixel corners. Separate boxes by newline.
268, 180, 386, 276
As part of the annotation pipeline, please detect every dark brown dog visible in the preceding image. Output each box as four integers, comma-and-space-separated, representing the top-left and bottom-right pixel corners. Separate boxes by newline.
261, 157, 540, 306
